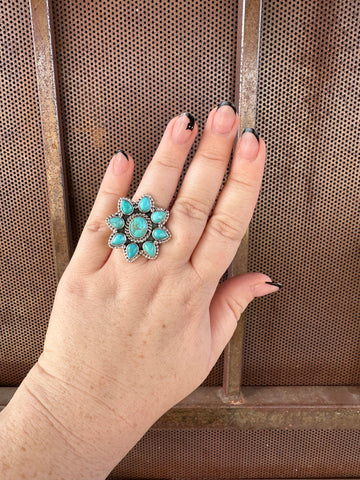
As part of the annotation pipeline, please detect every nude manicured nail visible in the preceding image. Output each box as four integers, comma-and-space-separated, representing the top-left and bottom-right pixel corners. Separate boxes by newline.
252, 281, 282, 297
172, 113, 195, 144
213, 101, 236, 134
112, 151, 129, 175
242, 127, 260, 143
238, 128, 261, 161
117, 148, 129, 160
265, 281, 283, 289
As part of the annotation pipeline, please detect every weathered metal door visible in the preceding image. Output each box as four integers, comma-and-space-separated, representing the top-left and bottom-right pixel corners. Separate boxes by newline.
1, 0, 360, 478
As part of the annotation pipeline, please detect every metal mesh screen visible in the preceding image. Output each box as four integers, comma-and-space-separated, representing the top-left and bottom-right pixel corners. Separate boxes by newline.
244, 0, 360, 385
0, 0, 57, 386
109, 428, 360, 479
52, 0, 239, 386
2, 0, 360, 478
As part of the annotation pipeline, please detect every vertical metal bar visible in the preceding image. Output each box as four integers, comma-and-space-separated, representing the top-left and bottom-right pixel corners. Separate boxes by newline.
222, 0, 262, 401
29, 0, 72, 282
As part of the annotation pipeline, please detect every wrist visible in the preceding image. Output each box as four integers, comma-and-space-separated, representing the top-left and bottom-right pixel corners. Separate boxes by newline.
0, 361, 154, 479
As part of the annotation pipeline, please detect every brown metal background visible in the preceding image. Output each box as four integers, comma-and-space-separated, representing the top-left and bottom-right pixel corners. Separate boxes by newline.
244, 0, 360, 386
2, 0, 360, 478
51, 0, 241, 387
0, 0, 57, 385
111, 429, 360, 479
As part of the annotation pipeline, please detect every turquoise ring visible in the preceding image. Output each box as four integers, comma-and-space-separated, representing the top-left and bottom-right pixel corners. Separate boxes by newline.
105, 194, 171, 262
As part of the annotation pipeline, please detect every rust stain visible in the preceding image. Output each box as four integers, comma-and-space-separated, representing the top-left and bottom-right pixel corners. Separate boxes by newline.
73, 125, 106, 148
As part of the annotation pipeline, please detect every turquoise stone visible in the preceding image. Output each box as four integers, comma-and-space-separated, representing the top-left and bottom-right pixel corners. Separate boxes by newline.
126, 243, 139, 259
109, 216, 124, 229
121, 199, 133, 214
152, 228, 168, 241
151, 210, 166, 223
129, 216, 148, 238
139, 196, 151, 212
110, 233, 125, 245
143, 241, 156, 257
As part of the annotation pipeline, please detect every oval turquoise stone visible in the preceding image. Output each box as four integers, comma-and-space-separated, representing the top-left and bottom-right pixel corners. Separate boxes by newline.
151, 210, 166, 223
110, 233, 125, 245
129, 216, 148, 238
152, 228, 168, 241
139, 196, 151, 212
120, 199, 133, 214
109, 217, 124, 229
143, 241, 156, 257
126, 243, 139, 259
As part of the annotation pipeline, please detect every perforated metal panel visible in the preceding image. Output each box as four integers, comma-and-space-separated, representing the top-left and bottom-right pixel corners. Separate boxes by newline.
2, 0, 360, 478
0, 0, 57, 385
52, 0, 239, 386
109, 428, 360, 479
244, 0, 360, 385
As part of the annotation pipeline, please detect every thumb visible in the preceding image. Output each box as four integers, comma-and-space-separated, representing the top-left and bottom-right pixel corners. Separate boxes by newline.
209, 273, 281, 366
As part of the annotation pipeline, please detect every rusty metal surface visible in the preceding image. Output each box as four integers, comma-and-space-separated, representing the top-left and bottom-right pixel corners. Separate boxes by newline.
29, 0, 72, 281
0, 0, 57, 385
244, 0, 360, 385
3, 385, 360, 430
154, 386, 360, 430
0, 388, 16, 409
223, 0, 262, 399
51, 0, 240, 387
111, 426, 360, 479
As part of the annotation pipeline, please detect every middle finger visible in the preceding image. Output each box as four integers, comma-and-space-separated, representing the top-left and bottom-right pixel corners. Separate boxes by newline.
167, 101, 239, 259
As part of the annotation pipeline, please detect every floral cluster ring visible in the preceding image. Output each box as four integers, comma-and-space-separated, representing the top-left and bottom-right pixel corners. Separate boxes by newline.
105, 194, 171, 262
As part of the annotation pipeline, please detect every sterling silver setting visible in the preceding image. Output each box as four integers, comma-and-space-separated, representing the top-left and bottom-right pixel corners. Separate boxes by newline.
105, 194, 171, 262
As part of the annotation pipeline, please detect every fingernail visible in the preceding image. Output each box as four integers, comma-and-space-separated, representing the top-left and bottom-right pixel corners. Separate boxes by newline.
218, 100, 237, 114
252, 281, 282, 297
265, 281, 283, 289
117, 149, 129, 160
112, 151, 129, 175
242, 127, 260, 143
213, 100, 236, 134
172, 112, 195, 144
238, 128, 260, 161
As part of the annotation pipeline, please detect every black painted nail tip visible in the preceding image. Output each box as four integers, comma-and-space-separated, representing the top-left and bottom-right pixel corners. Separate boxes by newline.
242, 128, 260, 143
265, 281, 283, 289
117, 149, 129, 161
217, 100, 237, 114
180, 112, 195, 131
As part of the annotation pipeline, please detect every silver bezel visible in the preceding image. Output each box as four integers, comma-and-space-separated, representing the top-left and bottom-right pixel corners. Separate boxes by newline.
125, 213, 152, 242
106, 193, 171, 261
152, 226, 172, 243
151, 208, 170, 225
117, 196, 135, 214
105, 213, 125, 232
124, 243, 141, 262
137, 193, 155, 213
141, 241, 160, 260
107, 232, 126, 249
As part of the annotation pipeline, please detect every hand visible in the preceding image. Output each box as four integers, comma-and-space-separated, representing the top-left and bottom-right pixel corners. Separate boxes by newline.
19, 103, 279, 474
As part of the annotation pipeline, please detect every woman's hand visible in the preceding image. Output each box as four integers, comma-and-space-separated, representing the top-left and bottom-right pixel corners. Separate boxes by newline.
1, 103, 279, 479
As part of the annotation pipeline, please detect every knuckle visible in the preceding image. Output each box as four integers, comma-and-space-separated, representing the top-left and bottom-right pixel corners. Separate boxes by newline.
58, 269, 91, 300
199, 149, 226, 166
227, 174, 256, 194
100, 188, 121, 200
209, 213, 244, 243
85, 217, 109, 233
226, 295, 247, 321
155, 155, 182, 172
172, 228, 198, 255
175, 196, 209, 222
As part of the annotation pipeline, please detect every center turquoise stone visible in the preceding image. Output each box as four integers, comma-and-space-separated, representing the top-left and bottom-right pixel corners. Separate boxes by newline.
129, 216, 148, 238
